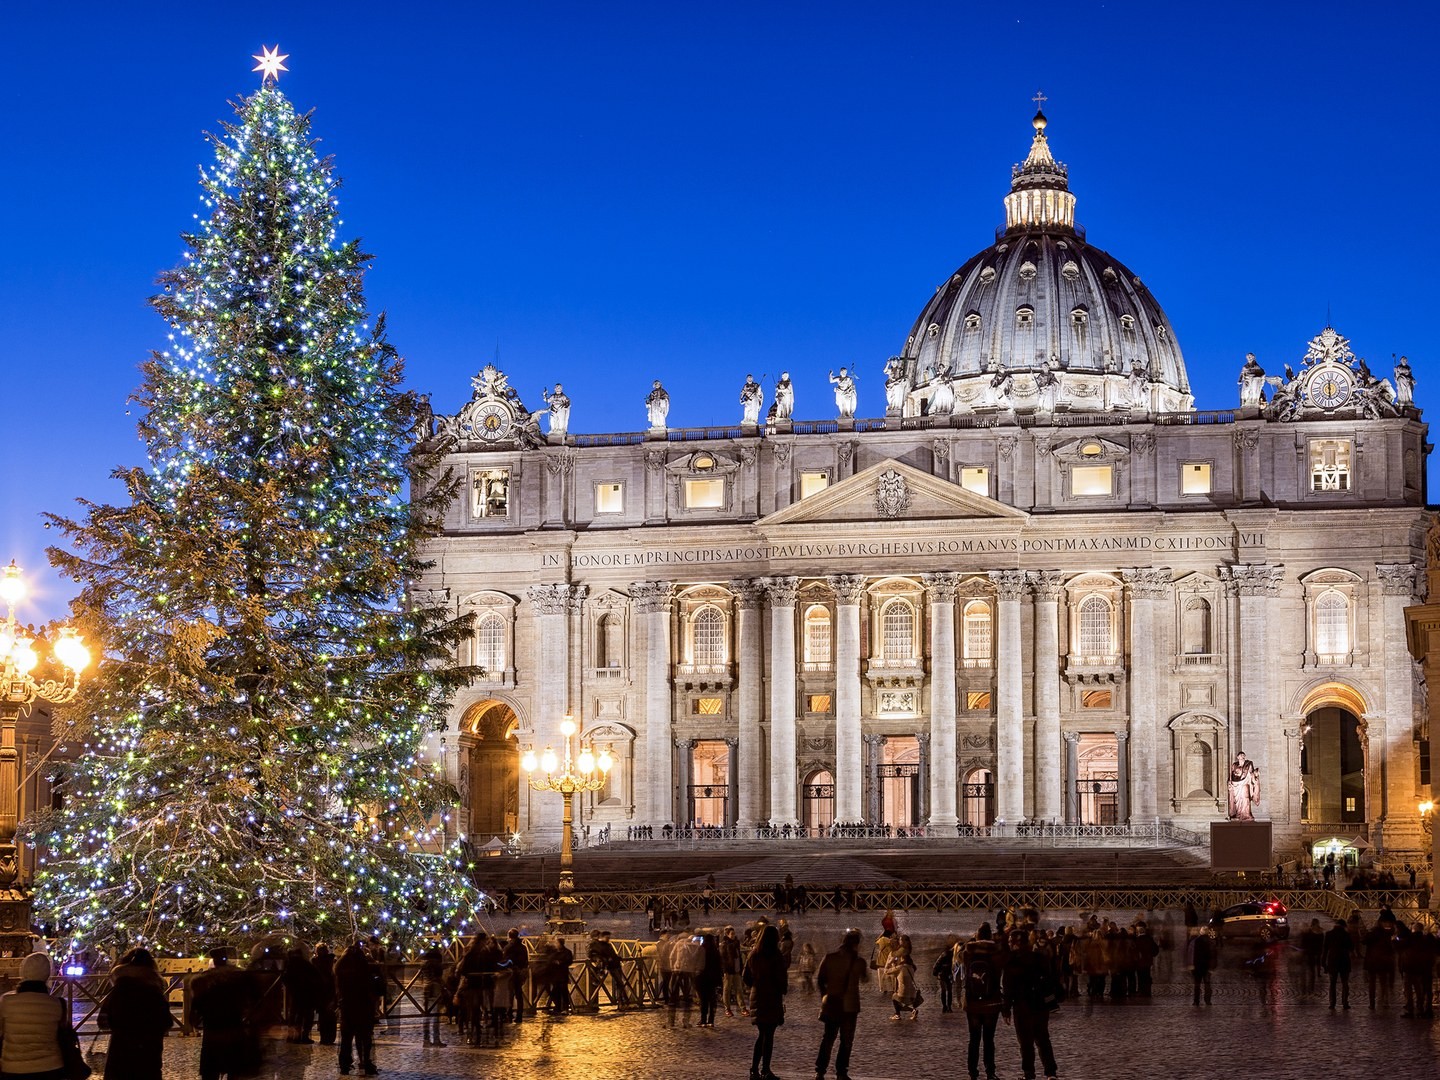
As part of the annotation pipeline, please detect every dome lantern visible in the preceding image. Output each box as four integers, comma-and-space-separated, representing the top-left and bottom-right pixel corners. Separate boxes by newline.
1004, 103, 1076, 233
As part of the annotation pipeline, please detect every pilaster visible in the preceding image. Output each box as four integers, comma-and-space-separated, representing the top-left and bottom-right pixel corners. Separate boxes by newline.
923, 572, 959, 829
631, 580, 675, 827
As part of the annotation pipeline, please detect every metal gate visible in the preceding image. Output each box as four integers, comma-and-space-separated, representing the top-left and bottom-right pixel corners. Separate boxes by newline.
688, 783, 728, 827
961, 780, 995, 829
878, 762, 920, 826
803, 781, 835, 831
1076, 774, 1119, 825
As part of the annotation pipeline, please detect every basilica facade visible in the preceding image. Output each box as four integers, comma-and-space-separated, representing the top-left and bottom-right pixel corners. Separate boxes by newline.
420, 110, 1431, 861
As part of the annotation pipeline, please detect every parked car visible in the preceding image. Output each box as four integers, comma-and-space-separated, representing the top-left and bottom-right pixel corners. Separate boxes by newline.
1216, 899, 1290, 941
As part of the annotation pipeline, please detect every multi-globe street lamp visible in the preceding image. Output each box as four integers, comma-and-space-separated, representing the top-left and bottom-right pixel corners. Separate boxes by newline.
0, 561, 89, 926
521, 715, 611, 901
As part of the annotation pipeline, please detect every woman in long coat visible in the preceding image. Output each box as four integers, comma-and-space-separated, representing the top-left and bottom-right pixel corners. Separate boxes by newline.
743, 925, 789, 1080
103, 948, 174, 1080
887, 935, 920, 1020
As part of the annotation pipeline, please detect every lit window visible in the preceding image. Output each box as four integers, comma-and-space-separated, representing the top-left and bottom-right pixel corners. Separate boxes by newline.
960, 467, 990, 496
1345, 796, 1357, 813
595, 481, 624, 514
1082, 690, 1113, 709
881, 599, 915, 661
1078, 595, 1113, 657
1181, 463, 1212, 495
800, 471, 829, 499
692, 697, 724, 716
966, 691, 992, 711
1310, 439, 1352, 492
685, 478, 726, 508
476, 614, 505, 673
692, 606, 726, 666
473, 469, 510, 518
804, 606, 832, 663
807, 694, 832, 714
1072, 465, 1113, 496
963, 601, 992, 662
1315, 590, 1349, 659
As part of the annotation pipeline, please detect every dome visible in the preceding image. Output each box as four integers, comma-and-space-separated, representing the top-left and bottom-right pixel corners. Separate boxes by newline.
889, 110, 1193, 419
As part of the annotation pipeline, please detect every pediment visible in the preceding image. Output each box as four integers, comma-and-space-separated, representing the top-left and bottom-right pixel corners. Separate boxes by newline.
759, 458, 1029, 526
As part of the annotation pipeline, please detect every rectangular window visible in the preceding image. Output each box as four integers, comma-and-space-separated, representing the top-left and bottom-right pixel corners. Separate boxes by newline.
1309, 438, 1352, 492
1420, 739, 1431, 787
594, 481, 624, 514
684, 478, 726, 508
806, 694, 832, 714
1082, 689, 1113, 709
960, 467, 990, 497
1071, 465, 1113, 497
692, 697, 724, 716
800, 471, 829, 499
1180, 462, 1212, 495
1345, 796, 1357, 813
966, 691, 992, 711
472, 469, 511, 518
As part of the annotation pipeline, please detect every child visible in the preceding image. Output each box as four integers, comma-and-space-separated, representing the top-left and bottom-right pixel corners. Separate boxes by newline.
796, 942, 818, 992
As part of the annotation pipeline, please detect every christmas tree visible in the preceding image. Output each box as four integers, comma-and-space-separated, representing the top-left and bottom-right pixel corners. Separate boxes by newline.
26, 55, 477, 953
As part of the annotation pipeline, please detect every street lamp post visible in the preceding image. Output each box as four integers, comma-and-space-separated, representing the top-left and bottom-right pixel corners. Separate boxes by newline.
521, 715, 611, 927
0, 561, 89, 952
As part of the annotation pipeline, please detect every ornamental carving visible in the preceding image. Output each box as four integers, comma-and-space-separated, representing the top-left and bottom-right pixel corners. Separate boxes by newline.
932, 439, 951, 461
646, 449, 666, 472
729, 579, 766, 609
763, 576, 800, 608
528, 583, 577, 616
567, 584, 589, 614
961, 733, 994, 750
1376, 563, 1422, 598
988, 569, 1028, 601
874, 469, 912, 519
1123, 567, 1173, 599
544, 450, 575, 476
1131, 433, 1154, 457
838, 442, 855, 466
1028, 570, 1066, 601
630, 581, 674, 614
1233, 429, 1260, 452
828, 574, 866, 605
739, 445, 758, 468
773, 441, 793, 464
997, 436, 1018, 460
922, 572, 960, 604
1219, 563, 1283, 596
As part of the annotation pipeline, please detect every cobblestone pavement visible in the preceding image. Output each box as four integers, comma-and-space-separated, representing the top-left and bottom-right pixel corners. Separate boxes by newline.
126, 908, 1440, 1080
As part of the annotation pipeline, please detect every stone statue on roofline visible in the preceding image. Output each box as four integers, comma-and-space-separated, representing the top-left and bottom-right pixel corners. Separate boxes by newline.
1238, 353, 1267, 407
646, 380, 670, 430
740, 373, 764, 425
541, 383, 570, 437
829, 367, 858, 419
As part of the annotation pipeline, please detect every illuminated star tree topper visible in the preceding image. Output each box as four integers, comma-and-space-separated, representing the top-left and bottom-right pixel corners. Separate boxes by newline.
252, 44, 289, 86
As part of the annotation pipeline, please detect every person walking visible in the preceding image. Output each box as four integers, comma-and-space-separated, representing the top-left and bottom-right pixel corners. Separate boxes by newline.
961, 924, 1006, 1080
191, 946, 260, 1080
815, 928, 869, 1080
101, 947, 174, 1080
1322, 917, 1353, 1009
887, 935, 920, 1021
1299, 918, 1325, 996
797, 942, 818, 994
933, 936, 956, 1013
744, 925, 789, 1080
335, 939, 384, 1076
282, 945, 321, 1043
419, 944, 448, 1047
503, 928, 530, 1022
312, 943, 337, 1046
1001, 929, 1059, 1080
0, 953, 77, 1080
1362, 916, 1397, 1009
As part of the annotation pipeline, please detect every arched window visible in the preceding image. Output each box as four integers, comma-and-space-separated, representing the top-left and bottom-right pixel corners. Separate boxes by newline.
1181, 597, 1211, 655
692, 606, 726, 667
1315, 591, 1349, 659
963, 601, 992, 663
476, 613, 505, 673
596, 613, 623, 668
881, 599, 915, 661
1078, 595, 1113, 658
804, 605, 832, 664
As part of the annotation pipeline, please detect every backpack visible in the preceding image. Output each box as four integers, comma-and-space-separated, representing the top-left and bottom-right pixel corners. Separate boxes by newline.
964, 950, 999, 1006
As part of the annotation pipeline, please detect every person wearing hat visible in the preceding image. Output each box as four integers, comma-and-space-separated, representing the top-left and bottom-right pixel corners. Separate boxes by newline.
0, 952, 71, 1079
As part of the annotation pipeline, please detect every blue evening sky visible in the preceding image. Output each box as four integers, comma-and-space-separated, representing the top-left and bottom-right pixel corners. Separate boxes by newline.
3, 2, 1436, 622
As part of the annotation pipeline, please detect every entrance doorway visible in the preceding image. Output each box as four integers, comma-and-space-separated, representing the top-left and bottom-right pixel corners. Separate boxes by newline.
462, 700, 520, 840
689, 740, 730, 827
1074, 733, 1119, 825
803, 769, 835, 832
1302, 706, 1366, 824
879, 736, 921, 828
962, 767, 995, 829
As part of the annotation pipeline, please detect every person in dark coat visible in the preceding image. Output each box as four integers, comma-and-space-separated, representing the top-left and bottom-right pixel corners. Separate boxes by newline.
419, 945, 449, 1046
1323, 917, 1354, 1009
312, 943, 337, 1045
502, 929, 530, 1022
744, 925, 789, 1080
550, 936, 574, 1014
334, 940, 383, 1076
696, 932, 724, 1028
102, 947, 174, 1080
282, 946, 320, 1043
190, 947, 260, 1080
1001, 929, 1060, 1080
815, 927, 869, 1080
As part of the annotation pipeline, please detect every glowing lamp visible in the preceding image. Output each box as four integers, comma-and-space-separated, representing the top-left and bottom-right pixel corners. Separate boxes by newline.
520, 749, 537, 774
0, 562, 24, 607
1420, 801, 1434, 816
577, 747, 595, 774
54, 628, 90, 671
13, 641, 37, 675
597, 748, 614, 773
540, 747, 558, 774
559, 716, 577, 738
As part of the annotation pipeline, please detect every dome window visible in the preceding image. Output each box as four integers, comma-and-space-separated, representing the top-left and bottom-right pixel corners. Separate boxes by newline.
1019, 261, 1038, 282
964, 313, 982, 331
1016, 306, 1035, 329
1071, 308, 1088, 328
1062, 260, 1080, 281
1155, 323, 1169, 339
927, 322, 941, 339
979, 267, 997, 285
1120, 314, 1136, 332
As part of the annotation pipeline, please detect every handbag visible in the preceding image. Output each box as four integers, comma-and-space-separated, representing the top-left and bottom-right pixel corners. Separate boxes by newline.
913, 987, 924, 1008
59, 1021, 92, 1080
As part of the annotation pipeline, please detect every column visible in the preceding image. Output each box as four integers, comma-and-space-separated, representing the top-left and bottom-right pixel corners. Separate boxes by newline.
731, 579, 766, 829
1064, 731, 1080, 824
1221, 564, 1284, 813
923, 572, 959, 829
724, 737, 740, 829
1123, 568, 1170, 821
527, 583, 579, 841
765, 576, 801, 827
989, 570, 1027, 827
1116, 731, 1130, 824
916, 730, 931, 826
1031, 571, 1064, 824
675, 738, 694, 826
631, 580, 675, 828
1378, 563, 1423, 846
865, 734, 884, 823
830, 575, 866, 823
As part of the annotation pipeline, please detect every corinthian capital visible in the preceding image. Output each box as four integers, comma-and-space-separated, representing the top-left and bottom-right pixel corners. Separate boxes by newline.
1219, 563, 1284, 596
629, 580, 674, 614
828, 574, 866, 605
922, 572, 960, 604
762, 575, 800, 608
527, 583, 572, 616
1123, 567, 1173, 600
988, 569, 1028, 601
1376, 562, 1422, 598
1028, 570, 1066, 601
729, 578, 766, 609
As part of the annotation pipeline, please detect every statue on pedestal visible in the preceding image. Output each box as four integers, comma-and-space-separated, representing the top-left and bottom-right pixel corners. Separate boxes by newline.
541, 383, 571, 437
1238, 353, 1267, 407
883, 357, 908, 414
646, 380, 670, 430
1227, 751, 1260, 821
829, 367, 858, 419
773, 372, 794, 421
740, 374, 764, 425
928, 370, 956, 416
1395, 355, 1415, 407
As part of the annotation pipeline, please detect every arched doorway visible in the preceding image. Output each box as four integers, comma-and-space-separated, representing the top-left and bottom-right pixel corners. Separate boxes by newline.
689, 740, 730, 827
803, 768, 835, 832
462, 700, 520, 840
879, 736, 921, 828
962, 766, 995, 829
1302, 705, 1366, 825
1075, 734, 1119, 825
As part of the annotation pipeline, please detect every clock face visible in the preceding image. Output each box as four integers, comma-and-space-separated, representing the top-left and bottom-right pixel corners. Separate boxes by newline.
1307, 366, 1353, 410
474, 401, 513, 441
